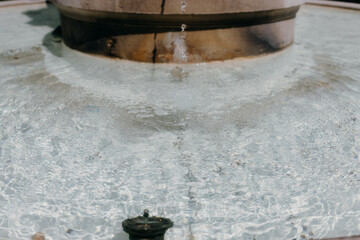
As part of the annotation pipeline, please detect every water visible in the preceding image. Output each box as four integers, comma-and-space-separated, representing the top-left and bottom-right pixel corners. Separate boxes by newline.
181, 1, 187, 14
173, 1, 188, 63
0, 3, 360, 240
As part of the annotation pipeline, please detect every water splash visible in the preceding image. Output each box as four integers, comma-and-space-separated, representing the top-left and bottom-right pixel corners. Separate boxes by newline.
181, 1, 187, 14
173, 33, 188, 63
174, 24, 188, 62
173, 1, 188, 63
181, 24, 187, 32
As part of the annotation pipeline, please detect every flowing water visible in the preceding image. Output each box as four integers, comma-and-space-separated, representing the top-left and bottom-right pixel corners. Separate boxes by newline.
181, 1, 187, 14
0, 3, 360, 240
173, 1, 188, 63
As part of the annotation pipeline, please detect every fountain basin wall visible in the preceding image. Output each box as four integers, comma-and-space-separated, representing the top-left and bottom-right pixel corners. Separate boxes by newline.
52, 0, 303, 63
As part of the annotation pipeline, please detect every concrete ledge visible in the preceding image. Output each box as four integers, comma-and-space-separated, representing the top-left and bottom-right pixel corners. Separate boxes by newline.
60, 14, 296, 63
306, 0, 360, 10
0, 0, 46, 8
56, 5, 300, 31
52, 0, 304, 14
54, 0, 302, 63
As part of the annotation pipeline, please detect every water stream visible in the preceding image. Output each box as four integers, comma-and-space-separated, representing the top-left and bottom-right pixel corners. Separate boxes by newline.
173, 1, 188, 63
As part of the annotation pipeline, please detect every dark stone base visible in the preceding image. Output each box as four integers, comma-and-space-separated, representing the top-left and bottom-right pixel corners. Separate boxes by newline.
57, 6, 299, 63
129, 235, 164, 240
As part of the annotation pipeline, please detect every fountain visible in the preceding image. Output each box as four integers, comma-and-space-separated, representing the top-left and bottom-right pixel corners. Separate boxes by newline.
122, 210, 173, 240
1, 1, 360, 240
51, 0, 303, 63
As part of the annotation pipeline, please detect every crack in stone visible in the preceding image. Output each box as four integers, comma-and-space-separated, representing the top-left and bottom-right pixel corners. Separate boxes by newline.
152, 33, 158, 64
152, 0, 166, 63
160, 0, 166, 14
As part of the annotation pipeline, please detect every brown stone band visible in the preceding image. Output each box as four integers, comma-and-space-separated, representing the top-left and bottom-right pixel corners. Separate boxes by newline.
57, 5, 300, 33
55, 4, 300, 63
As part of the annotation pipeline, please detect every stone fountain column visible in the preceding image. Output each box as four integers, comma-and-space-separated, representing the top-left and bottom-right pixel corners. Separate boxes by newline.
51, 0, 304, 63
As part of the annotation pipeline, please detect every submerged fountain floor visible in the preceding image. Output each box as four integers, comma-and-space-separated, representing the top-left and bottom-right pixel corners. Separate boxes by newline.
1, 3, 360, 240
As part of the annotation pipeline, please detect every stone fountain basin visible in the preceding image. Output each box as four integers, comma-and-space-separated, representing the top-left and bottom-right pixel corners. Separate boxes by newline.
1, 2, 360, 240
51, 0, 304, 63
52, 0, 304, 14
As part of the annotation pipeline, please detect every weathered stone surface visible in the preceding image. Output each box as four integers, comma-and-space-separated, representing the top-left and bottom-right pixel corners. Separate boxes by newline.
53, 0, 303, 63
52, 0, 304, 14
163, 0, 304, 14
154, 19, 295, 63
52, 0, 163, 14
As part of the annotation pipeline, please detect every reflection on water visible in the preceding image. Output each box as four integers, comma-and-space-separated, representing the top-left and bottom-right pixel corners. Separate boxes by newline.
0, 3, 360, 240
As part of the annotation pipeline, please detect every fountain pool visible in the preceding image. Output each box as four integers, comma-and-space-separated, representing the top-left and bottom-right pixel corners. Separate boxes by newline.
0, 2, 360, 240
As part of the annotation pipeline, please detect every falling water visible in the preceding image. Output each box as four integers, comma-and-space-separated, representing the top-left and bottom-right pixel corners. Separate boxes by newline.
173, 1, 188, 63
181, 0, 186, 14
181, 23, 187, 32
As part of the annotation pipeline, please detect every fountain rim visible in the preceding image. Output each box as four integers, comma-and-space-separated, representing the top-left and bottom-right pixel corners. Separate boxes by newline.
55, 4, 300, 31
306, 0, 360, 10
51, 0, 305, 14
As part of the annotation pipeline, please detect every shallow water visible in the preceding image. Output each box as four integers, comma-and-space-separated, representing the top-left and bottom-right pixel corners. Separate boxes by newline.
0, 3, 360, 240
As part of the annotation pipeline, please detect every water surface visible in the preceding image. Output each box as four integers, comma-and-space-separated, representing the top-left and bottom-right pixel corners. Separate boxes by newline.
0, 4, 360, 240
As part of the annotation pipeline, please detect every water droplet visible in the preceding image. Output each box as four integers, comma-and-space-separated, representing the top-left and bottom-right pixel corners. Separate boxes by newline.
181, 24, 187, 32
181, 1, 187, 14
